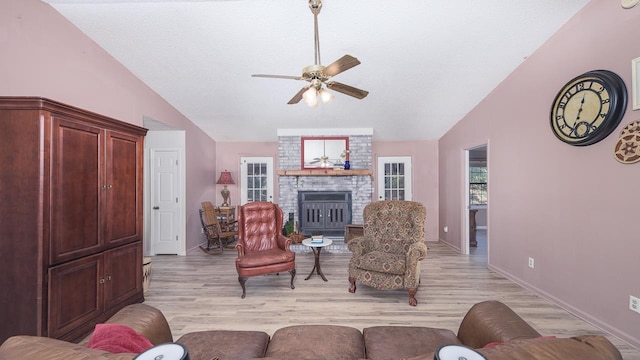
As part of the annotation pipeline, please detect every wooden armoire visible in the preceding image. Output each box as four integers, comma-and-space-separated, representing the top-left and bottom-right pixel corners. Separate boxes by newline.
0, 97, 147, 343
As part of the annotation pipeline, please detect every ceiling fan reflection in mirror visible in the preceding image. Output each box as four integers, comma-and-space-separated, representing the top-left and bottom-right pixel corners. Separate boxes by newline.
251, 0, 369, 107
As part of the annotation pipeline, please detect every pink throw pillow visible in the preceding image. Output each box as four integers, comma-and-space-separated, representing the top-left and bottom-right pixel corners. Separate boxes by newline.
88, 323, 154, 354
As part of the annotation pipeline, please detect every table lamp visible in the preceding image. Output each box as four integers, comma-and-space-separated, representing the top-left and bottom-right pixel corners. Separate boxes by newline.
216, 170, 235, 207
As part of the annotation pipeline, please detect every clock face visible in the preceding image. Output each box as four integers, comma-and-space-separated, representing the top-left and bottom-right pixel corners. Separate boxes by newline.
550, 70, 627, 146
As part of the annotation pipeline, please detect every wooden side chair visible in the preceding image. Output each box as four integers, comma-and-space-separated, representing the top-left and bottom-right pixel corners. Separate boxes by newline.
199, 201, 237, 254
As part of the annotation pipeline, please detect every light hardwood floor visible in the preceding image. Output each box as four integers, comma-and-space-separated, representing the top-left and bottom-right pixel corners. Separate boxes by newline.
143, 233, 639, 359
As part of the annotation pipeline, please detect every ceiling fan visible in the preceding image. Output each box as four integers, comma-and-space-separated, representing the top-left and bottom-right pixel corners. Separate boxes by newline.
251, 0, 369, 107
309, 155, 333, 166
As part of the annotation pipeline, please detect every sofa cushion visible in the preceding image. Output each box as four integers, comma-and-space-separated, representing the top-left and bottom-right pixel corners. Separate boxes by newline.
0, 335, 134, 360
79, 303, 174, 346
403, 336, 623, 360
236, 248, 296, 268
357, 251, 406, 275
363, 326, 461, 360
177, 330, 270, 360
265, 325, 365, 360
476, 336, 623, 360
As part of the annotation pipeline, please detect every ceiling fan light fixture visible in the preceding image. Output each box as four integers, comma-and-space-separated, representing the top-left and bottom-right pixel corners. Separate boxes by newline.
303, 87, 318, 107
319, 88, 333, 104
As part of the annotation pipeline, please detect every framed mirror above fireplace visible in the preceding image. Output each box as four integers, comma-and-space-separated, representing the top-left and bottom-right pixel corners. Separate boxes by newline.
301, 136, 349, 169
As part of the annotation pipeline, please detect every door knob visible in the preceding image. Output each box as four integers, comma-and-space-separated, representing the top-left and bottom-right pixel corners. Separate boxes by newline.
153, 206, 160, 210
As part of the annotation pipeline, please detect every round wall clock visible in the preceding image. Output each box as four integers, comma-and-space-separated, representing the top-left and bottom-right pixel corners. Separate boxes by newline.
550, 70, 627, 146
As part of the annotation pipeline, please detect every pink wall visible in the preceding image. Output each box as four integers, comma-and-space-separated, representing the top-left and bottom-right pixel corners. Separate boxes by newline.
0, 0, 218, 252
439, 1, 640, 348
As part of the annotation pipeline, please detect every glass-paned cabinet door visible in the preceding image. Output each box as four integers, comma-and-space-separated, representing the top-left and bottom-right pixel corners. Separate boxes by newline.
240, 157, 273, 204
377, 156, 412, 201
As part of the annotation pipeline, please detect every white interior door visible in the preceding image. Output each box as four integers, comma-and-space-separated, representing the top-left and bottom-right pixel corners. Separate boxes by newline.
240, 157, 273, 204
143, 128, 186, 256
150, 149, 182, 254
377, 156, 412, 200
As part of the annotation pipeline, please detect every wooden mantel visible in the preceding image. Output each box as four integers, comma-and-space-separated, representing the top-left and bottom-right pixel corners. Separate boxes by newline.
277, 169, 372, 176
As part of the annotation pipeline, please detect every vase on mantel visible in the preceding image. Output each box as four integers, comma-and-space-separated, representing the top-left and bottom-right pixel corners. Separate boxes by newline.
343, 160, 351, 170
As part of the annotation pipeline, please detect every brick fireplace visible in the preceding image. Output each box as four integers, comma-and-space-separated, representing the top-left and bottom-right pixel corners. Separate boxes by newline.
277, 130, 373, 236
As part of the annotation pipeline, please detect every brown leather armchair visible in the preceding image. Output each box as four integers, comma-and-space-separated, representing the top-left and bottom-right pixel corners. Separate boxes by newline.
348, 200, 427, 306
235, 202, 296, 298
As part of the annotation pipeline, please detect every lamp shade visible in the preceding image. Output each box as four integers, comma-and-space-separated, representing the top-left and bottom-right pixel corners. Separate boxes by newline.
216, 170, 235, 185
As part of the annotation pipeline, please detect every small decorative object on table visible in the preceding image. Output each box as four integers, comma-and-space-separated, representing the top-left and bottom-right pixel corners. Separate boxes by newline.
289, 221, 305, 244
311, 235, 324, 244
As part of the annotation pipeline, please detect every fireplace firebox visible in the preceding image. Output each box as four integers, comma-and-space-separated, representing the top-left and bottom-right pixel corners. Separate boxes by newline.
298, 191, 352, 236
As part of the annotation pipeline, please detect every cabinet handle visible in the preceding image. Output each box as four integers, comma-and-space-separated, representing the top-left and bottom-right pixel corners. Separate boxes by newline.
153, 206, 160, 210
106, 275, 112, 281
107, 185, 113, 189
99, 278, 105, 284
102, 185, 107, 190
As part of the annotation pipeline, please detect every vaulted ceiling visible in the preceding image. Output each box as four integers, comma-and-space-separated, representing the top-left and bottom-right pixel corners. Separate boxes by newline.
42, 0, 590, 142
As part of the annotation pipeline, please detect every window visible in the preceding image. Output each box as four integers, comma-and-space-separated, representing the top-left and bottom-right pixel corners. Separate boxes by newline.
240, 157, 273, 204
377, 156, 412, 201
469, 166, 487, 205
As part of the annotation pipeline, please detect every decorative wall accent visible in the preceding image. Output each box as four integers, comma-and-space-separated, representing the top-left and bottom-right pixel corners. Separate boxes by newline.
613, 121, 640, 164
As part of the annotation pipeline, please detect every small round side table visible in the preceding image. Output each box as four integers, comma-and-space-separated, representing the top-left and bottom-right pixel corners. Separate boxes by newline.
301, 238, 333, 281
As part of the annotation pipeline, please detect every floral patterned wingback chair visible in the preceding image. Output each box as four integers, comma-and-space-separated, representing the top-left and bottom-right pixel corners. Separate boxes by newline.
348, 200, 427, 306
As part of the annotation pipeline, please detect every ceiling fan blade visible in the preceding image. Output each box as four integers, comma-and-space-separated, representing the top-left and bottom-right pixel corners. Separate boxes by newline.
326, 81, 369, 99
252, 74, 304, 80
288, 86, 310, 104
323, 55, 361, 77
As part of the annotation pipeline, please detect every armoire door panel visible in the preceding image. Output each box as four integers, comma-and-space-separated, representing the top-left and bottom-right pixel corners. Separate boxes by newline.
50, 117, 104, 264
105, 131, 142, 247
104, 242, 143, 310
48, 253, 103, 339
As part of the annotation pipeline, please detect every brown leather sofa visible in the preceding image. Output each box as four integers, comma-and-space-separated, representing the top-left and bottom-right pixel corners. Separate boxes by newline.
0, 300, 622, 360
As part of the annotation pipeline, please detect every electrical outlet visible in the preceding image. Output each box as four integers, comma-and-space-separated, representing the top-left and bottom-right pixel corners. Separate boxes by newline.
630, 295, 640, 314
528, 257, 535, 269
443, 226, 448, 233
201, 228, 204, 234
